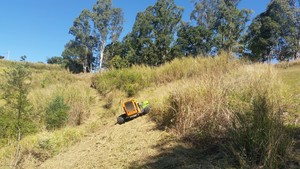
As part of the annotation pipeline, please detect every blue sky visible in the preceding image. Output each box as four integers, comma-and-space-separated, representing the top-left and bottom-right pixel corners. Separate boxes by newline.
0, 0, 270, 63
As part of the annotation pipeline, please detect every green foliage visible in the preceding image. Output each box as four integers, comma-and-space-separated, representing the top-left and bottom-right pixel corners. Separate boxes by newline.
63, 0, 124, 71
62, 40, 88, 73
227, 95, 292, 168
92, 0, 124, 69
93, 52, 235, 97
0, 109, 16, 143
0, 63, 37, 142
124, 0, 183, 66
215, 1, 252, 52
245, 15, 279, 62
94, 67, 149, 97
67, 9, 95, 73
191, 0, 252, 53
0, 60, 96, 166
47, 56, 64, 65
245, 0, 299, 61
175, 23, 215, 56
190, 0, 218, 29
104, 41, 127, 66
45, 96, 69, 130
109, 55, 129, 69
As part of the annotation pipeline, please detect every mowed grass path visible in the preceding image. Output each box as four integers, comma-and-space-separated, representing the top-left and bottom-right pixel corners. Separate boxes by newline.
277, 64, 300, 165
278, 65, 300, 122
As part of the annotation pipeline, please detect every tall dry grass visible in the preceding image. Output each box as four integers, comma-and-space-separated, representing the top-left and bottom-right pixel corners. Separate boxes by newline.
93, 52, 238, 96
93, 65, 153, 96
0, 127, 84, 168
29, 70, 94, 128
152, 62, 291, 167
275, 58, 300, 69
0, 60, 63, 73
227, 94, 291, 168
97, 54, 292, 167
0, 62, 96, 167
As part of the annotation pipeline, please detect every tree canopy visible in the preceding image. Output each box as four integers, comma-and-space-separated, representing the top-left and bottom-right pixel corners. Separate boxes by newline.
57, 0, 300, 72
60, 0, 123, 73
123, 0, 183, 66
245, 0, 300, 61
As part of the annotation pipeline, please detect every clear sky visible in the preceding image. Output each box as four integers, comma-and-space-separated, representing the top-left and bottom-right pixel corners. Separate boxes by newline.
0, 0, 270, 63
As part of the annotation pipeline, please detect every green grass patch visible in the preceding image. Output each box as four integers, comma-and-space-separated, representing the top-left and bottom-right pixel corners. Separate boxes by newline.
93, 52, 239, 97
277, 64, 300, 125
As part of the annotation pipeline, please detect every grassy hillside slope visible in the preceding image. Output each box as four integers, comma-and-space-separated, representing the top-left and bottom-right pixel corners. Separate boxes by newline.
277, 61, 300, 166
91, 54, 300, 168
1, 57, 300, 168
0, 60, 100, 168
277, 62, 300, 123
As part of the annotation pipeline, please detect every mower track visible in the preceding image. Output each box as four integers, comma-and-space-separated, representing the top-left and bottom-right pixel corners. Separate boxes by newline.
38, 115, 168, 169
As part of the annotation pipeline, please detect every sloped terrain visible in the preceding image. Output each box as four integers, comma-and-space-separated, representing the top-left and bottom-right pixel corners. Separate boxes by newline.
38, 113, 215, 169
277, 63, 300, 166
1, 58, 300, 169
39, 61, 300, 169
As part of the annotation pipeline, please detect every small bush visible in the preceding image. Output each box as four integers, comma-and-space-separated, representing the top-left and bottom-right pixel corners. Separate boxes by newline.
45, 96, 69, 130
0, 63, 37, 143
109, 55, 129, 69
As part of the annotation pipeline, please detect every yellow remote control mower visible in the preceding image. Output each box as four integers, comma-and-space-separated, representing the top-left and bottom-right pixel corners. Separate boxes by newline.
117, 98, 150, 124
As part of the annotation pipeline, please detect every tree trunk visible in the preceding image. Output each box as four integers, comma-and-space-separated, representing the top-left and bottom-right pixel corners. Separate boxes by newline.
83, 63, 86, 73
13, 109, 21, 168
99, 42, 105, 70
90, 63, 93, 73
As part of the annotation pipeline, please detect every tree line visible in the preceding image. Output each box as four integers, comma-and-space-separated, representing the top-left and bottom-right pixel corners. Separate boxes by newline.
47, 0, 300, 72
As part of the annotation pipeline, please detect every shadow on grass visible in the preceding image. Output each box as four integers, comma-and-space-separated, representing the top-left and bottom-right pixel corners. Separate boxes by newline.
287, 125, 300, 168
128, 137, 234, 169
126, 121, 300, 169
116, 113, 148, 125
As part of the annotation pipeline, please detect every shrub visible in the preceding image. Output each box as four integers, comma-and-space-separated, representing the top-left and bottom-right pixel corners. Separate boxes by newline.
0, 63, 37, 143
45, 96, 69, 130
109, 55, 129, 69
93, 66, 152, 96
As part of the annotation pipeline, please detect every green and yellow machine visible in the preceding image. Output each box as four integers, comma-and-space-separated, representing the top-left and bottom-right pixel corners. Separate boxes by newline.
117, 98, 150, 124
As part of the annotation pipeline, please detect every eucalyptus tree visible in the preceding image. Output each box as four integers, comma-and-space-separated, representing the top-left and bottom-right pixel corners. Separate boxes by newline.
63, 0, 123, 72
190, 0, 218, 30
125, 0, 183, 66
92, 0, 124, 69
62, 40, 87, 73
190, 0, 252, 53
176, 23, 214, 56
215, 0, 252, 52
68, 9, 95, 72
245, 0, 299, 61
